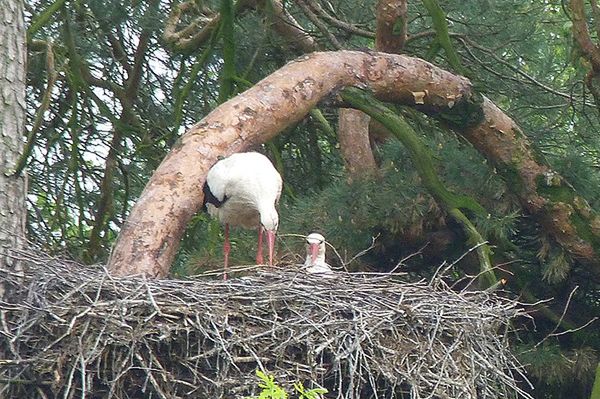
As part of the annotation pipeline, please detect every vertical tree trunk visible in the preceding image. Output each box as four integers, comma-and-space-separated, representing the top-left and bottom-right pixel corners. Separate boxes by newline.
338, 108, 378, 178
338, 0, 409, 179
0, 0, 27, 274
375, 0, 408, 51
0, 0, 27, 395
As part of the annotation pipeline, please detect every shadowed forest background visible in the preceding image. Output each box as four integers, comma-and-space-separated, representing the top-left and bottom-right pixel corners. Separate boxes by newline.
14, 0, 600, 397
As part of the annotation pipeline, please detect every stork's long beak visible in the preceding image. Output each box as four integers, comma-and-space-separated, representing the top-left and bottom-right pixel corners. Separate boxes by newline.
267, 230, 276, 267
309, 243, 319, 263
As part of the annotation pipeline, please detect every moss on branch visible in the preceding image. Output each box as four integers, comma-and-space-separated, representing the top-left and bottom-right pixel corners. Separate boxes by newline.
421, 0, 467, 76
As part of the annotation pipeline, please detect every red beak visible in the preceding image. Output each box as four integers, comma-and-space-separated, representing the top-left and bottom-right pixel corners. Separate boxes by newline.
310, 243, 319, 263
267, 230, 276, 266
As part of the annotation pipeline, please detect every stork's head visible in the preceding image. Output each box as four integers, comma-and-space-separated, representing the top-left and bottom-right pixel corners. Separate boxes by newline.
260, 207, 279, 233
305, 232, 326, 265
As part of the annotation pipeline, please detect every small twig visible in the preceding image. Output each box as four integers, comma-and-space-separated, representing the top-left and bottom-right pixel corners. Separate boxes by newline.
534, 286, 579, 348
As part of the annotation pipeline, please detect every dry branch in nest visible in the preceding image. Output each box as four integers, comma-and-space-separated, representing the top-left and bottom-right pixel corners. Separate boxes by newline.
0, 248, 532, 398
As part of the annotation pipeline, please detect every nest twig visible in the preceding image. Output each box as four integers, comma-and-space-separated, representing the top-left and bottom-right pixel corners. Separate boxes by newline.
0, 248, 532, 398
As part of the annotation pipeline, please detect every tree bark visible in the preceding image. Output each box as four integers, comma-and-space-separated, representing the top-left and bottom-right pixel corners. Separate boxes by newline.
107, 50, 600, 278
338, 0, 409, 180
570, 0, 600, 109
338, 108, 378, 178
0, 0, 27, 274
461, 98, 600, 272
0, 1, 27, 393
375, 0, 408, 52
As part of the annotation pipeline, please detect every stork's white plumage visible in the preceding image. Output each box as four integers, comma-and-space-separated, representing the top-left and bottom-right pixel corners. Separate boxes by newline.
303, 233, 334, 276
203, 152, 283, 278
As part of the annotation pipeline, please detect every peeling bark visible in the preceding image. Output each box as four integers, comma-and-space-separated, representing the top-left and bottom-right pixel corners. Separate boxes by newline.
108, 50, 600, 279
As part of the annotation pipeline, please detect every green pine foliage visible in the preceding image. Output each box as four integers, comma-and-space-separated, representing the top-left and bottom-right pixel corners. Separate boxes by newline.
518, 343, 598, 398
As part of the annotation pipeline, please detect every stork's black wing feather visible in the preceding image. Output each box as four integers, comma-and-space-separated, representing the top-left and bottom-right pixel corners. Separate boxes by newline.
202, 181, 227, 211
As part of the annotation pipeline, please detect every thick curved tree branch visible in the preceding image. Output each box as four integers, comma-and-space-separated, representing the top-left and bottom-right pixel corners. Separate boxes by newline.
108, 51, 472, 276
107, 50, 600, 278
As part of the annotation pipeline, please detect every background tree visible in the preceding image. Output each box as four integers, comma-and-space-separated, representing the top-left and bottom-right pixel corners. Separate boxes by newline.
0, 0, 27, 276
22, 0, 600, 397
0, 0, 27, 393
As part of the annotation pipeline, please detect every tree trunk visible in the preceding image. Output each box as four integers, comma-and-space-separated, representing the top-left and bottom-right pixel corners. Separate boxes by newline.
570, 0, 600, 111
0, 0, 27, 275
0, 1, 27, 395
338, 108, 378, 179
375, 0, 408, 52
107, 50, 600, 279
338, 0, 408, 180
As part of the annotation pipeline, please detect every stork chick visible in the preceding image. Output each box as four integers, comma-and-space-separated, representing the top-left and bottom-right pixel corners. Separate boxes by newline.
304, 233, 334, 276
203, 152, 283, 278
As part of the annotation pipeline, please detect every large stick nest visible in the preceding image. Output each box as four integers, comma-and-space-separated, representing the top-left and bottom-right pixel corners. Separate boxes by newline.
0, 249, 532, 398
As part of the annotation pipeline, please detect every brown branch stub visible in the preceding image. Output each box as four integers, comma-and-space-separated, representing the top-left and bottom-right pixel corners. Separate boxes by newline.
375, 0, 408, 53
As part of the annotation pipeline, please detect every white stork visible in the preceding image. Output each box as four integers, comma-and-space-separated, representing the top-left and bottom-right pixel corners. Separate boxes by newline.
304, 233, 334, 276
203, 152, 283, 278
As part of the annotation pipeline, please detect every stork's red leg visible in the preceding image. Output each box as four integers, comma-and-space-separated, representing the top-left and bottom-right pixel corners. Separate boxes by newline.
256, 225, 264, 265
223, 223, 230, 280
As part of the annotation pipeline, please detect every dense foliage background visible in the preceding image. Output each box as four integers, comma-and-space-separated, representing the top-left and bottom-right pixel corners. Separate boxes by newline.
22, 0, 600, 397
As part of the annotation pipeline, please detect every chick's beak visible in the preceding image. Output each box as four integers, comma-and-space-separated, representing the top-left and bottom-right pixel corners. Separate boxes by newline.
309, 243, 319, 263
